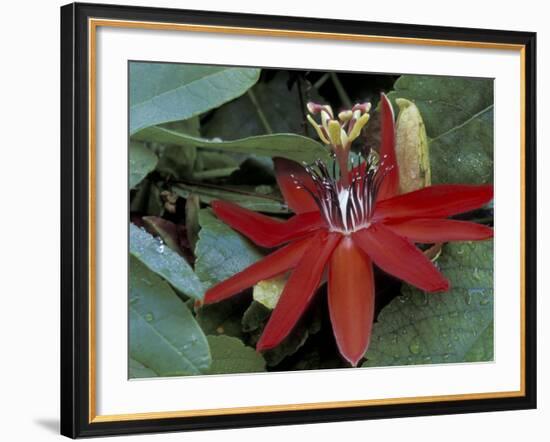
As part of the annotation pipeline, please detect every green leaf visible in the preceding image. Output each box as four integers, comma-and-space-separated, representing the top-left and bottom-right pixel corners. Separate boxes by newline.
363, 240, 493, 367
129, 63, 260, 134
142, 216, 184, 256
130, 179, 164, 216
160, 116, 201, 137
241, 300, 271, 333
387, 75, 493, 184
156, 145, 197, 180
129, 223, 205, 300
194, 209, 263, 288
172, 182, 287, 214
243, 300, 322, 367
463, 322, 494, 362
133, 126, 328, 164
129, 142, 158, 189
195, 151, 240, 170
196, 295, 251, 340
129, 357, 158, 378
206, 336, 266, 374
129, 256, 211, 377
184, 194, 201, 253
192, 151, 240, 179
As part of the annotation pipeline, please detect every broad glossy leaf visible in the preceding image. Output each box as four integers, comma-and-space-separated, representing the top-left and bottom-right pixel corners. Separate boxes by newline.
133, 126, 328, 164
388, 75, 493, 185
363, 240, 493, 367
161, 116, 201, 137
129, 142, 158, 189
129, 63, 260, 134
206, 336, 266, 374
129, 223, 204, 300
129, 357, 158, 378
172, 183, 287, 214
129, 256, 211, 377
194, 209, 263, 288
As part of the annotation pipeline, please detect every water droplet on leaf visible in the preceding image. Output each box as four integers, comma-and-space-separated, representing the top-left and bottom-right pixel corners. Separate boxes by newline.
156, 238, 165, 254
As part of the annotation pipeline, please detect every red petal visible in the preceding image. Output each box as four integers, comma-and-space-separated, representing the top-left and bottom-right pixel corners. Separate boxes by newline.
353, 224, 449, 292
274, 157, 319, 214
377, 93, 399, 201
374, 184, 493, 221
384, 218, 493, 243
203, 236, 315, 304
328, 236, 375, 366
212, 200, 323, 248
256, 232, 341, 351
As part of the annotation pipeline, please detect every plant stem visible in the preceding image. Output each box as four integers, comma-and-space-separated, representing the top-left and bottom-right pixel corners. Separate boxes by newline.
313, 73, 330, 90
330, 72, 352, 108
247, 89, 273, 134
296, 76, 309, 137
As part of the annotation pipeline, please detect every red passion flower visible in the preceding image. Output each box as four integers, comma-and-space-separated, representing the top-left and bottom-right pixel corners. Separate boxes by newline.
203, 94, 493, 366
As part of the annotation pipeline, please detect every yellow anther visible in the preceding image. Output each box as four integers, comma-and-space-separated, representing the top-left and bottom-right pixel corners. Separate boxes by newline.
348, 112, 370, 142
307, 114, 331, 144
338, 110, 353, 122
328, 120, 343, 146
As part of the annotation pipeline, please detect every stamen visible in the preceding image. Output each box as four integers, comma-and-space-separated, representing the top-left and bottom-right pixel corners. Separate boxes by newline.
298, 148, 391, 234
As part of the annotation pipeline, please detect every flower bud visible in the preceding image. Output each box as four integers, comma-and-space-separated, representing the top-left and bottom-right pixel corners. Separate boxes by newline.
395, 98, 431, 193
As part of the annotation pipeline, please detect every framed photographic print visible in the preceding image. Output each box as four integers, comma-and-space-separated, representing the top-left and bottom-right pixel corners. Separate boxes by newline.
60, 2, 537, 438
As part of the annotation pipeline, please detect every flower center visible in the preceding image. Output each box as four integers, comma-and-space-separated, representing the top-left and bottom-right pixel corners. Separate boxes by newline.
294, 151, 394, 234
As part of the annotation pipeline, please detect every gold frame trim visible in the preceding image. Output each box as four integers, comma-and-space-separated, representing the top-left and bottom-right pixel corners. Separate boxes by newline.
88, 18, 527, 424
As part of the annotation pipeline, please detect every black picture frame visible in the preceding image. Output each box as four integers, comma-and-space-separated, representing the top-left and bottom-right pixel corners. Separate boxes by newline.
60, 2, 537, 438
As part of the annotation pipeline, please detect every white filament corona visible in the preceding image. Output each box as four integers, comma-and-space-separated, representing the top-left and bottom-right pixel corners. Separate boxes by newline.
294, 152, 394, 235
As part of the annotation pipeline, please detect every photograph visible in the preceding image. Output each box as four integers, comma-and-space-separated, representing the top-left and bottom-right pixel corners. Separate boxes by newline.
128, 62, 495, 378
